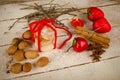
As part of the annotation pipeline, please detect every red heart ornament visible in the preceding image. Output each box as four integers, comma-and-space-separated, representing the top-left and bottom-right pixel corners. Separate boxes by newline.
88, 7, 104, 21
93, 18, 111, 33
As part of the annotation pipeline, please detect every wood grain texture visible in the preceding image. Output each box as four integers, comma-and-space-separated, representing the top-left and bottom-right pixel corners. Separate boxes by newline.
13, 57, 120, 80
0, 0, 40, 5
8, 56, 120, 80
0, 0, 120, 80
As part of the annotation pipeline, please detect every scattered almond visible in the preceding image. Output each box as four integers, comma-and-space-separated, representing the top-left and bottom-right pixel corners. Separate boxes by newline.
7, 45, 17, 55
18, 41, 30, 49
11, 38, 21, 46
25, 50, 38, 59
22, 30, 32, 39
10, 63, 22, 74
13, 50, 25, 62
36, 57, 49, 67
23, 62, 32, 72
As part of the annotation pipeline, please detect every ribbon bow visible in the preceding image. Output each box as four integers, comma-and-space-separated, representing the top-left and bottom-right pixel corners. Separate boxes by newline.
29, 19, 72, 52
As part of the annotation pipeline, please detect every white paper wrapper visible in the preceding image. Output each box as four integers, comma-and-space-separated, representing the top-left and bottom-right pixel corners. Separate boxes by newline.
34, 25, 55, 52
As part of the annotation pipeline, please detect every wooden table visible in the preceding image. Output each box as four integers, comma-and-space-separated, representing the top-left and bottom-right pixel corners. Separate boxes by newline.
0, 0, 120, 80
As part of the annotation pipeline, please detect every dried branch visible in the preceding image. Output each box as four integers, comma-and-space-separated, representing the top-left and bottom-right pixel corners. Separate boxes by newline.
9, 3, 80, 30
9, 0, 119, 30
9, 18, 22, 30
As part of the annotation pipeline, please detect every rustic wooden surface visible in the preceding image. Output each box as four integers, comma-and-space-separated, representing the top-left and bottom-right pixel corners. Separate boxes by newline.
0, 0, 120, 80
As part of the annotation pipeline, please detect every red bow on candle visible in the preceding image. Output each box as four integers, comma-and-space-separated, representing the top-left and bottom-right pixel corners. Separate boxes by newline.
28, 19, 72, 52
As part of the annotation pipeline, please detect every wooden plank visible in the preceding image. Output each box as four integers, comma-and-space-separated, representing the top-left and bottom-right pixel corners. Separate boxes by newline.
12, 57, 120, 80
0, 25, 120, 79
0, 0, 119, 6
0, 0, 119, 21
0, 4, 120, 45
0, 0, 120, 80
0, 0, 40, 5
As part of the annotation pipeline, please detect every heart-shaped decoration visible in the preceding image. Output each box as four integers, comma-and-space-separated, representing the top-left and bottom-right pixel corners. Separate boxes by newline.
93, 18, 111, 33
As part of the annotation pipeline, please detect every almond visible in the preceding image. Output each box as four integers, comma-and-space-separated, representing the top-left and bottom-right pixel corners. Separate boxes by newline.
22, 30, 32, 39
11, 38, 21, 46
18, 41, 30, 49
7, 45, 17, 55
13, 50, 25, 62
36, 57, 49, 67
23, 62, 32, 72
25, 50, 38, 59
10, 63, 22, 74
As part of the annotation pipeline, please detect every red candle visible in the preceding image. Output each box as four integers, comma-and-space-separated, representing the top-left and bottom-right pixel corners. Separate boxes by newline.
71, 18, 84, 28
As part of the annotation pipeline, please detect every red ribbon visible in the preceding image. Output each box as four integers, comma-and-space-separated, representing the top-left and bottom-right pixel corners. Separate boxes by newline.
55, 26, 72, 49
29, 19, 72, 52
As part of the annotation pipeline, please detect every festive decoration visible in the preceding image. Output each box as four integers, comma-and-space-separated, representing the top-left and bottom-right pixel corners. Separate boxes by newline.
29, 19, 72, 52
87, 7, 104, 21
71, 18, 84, 28
93, 17, 111, 33
5, 2, 114, 74
75, 27, 110, 48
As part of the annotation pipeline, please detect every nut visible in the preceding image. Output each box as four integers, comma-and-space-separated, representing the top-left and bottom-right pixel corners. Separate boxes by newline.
22, 30, 32, 39
7, 45, 17, 55
10, 63, 22, 74
23, 62, 32, 72
36, 57, 49, 67
13, 50, 25, 62
25, 50, 38, 59
11, 38, 21, 45
18, 41, 30, 49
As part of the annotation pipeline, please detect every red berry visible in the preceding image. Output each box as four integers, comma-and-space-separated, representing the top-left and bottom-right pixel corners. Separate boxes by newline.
88, 7, 104, 21
73, 37, 88, 52
93, 17, 111, 33
71, 18, 84, 28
